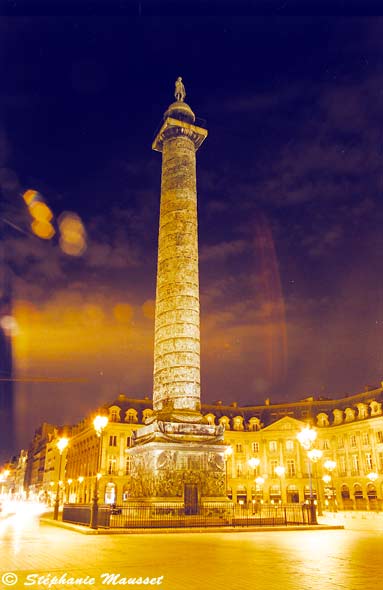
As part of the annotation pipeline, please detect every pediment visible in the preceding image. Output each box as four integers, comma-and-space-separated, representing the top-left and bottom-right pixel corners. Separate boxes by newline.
262, 416, 307, 432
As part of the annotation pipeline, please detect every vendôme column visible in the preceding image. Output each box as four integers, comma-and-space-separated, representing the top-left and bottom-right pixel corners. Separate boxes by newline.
152, 76, 207, 422
127, 79, 228, 508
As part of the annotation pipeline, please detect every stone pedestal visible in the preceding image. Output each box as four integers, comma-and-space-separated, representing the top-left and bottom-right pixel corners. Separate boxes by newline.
127, 421, 228, 506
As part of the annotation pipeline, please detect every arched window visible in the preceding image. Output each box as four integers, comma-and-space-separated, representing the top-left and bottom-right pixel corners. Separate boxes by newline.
233, 416, 244, 431
125, 409, 138, 424
205, 413, 216, 426
353, 483, 363, 499
142, 408, 153, 423
344, 407, 355, 422
219, 416, 231, 430
248, 417, 261, 432
341, 484, 350, 499
333, 409, 343, 425
367, 483, 377, 500
370, 401, 382, 417
108, 406, 121, 423
316, 413, 329, 427
356, 403, 368, 420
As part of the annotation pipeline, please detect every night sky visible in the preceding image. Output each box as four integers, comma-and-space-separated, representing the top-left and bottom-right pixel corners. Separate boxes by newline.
2, 14, 383, 450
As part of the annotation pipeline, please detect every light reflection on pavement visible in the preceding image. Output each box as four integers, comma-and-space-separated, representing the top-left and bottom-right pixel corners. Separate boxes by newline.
1, 502, 383, 590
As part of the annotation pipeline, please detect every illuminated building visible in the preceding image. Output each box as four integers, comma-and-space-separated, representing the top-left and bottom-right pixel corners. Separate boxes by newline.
57, 385, 383, 510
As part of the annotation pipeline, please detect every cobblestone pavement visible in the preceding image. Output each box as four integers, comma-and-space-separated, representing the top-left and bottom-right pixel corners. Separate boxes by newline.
1, 512, 382, 590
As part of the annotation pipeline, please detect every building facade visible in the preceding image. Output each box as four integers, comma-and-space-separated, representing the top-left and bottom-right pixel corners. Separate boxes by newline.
50, 385, 383, 510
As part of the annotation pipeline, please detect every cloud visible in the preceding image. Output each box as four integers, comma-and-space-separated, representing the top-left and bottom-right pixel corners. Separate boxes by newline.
200, 239, 247, 262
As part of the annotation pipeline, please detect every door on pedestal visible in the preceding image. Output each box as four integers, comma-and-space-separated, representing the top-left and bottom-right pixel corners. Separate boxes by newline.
184, 484, 199, 515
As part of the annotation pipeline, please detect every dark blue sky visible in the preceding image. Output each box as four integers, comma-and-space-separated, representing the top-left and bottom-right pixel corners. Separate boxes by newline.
2, 14, 383, 448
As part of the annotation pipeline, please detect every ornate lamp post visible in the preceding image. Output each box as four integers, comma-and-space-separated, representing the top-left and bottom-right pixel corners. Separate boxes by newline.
66, 478, 73, 503
77, 476, 84, 503
248, 457, 260, 503
90, 415, 108, 529
53, 437, 69, 520
224, 446, 233, 497
255, 476, 265, 512
274, 465, 285, 503
307, 448, 323, 515
323, 459, 337, 511
255, 476, 265, 498
296, 426, 318, 524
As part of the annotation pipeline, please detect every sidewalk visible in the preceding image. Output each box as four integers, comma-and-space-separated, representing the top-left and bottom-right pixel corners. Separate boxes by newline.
40, 514, 343, 535
318, 509, 383, 530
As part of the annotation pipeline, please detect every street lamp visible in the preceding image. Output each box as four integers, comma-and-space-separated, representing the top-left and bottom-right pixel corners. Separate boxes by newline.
254, 476, 265, 512
53, 437, 69, 520
66, 478, 73, 503
274, 465, 285, 503
307, 448, 323, 515
248, 457, 260, 503
296, 426, 318, 524
367, 471, 379, 482
90, 415, 108, 529
224, 446, 233, 497
77, 476, 84, 503
248, 457, 260, 474
323, 459, 337, 511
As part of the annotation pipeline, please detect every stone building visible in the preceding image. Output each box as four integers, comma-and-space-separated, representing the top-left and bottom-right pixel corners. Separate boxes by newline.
59, 385, 383, 510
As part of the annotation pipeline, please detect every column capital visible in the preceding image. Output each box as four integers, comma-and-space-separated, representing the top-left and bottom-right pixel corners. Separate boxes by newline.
152, 117, 207, 153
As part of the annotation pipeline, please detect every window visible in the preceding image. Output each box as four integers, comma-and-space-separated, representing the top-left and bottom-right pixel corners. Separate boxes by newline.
111, 411, 117, 422
286, 440, 294, 451
125, 456, 132, 475
350, 434, 357, 448
109, 435, 117, 447
337, 436, 344, 449
377, 431, 383, 444
125, 409, 138, 424
365, 453, 373, 470
251, 442, 259, 453
286, 459, 296, 477
378, 452, 383, 473
339, 455, 346, 475
269, 441, 277, 453
362, 432, 370, 446
351, 454, 359, 474
270, 460, 278, 476
322, 439, 330, 450
236, 462, 243, 477
108, 456, 117, 475
126, 436, 132, 447
236, 443, 243, 453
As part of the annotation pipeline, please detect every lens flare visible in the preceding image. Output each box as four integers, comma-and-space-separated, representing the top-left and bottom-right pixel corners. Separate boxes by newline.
58, 212, 87, 256
113, 303, 133, 324
31, 219, 55, 240
29, 201, 53, 222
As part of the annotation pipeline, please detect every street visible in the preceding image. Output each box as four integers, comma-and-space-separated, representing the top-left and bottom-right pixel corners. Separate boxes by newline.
1, 510, 382, 590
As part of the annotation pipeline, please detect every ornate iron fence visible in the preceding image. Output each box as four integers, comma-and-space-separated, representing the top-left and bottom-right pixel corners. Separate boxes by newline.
62, 502, 314, 529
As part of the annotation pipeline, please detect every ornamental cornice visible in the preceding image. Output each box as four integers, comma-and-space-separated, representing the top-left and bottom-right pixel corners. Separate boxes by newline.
152, 117, 207, 152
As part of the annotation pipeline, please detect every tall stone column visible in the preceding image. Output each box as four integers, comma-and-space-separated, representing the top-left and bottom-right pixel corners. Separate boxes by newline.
127, 80, 229, 507
152, 84, 207, 422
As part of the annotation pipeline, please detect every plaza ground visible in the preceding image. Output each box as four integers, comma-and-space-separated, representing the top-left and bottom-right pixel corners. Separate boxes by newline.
1, 510, 383, 590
